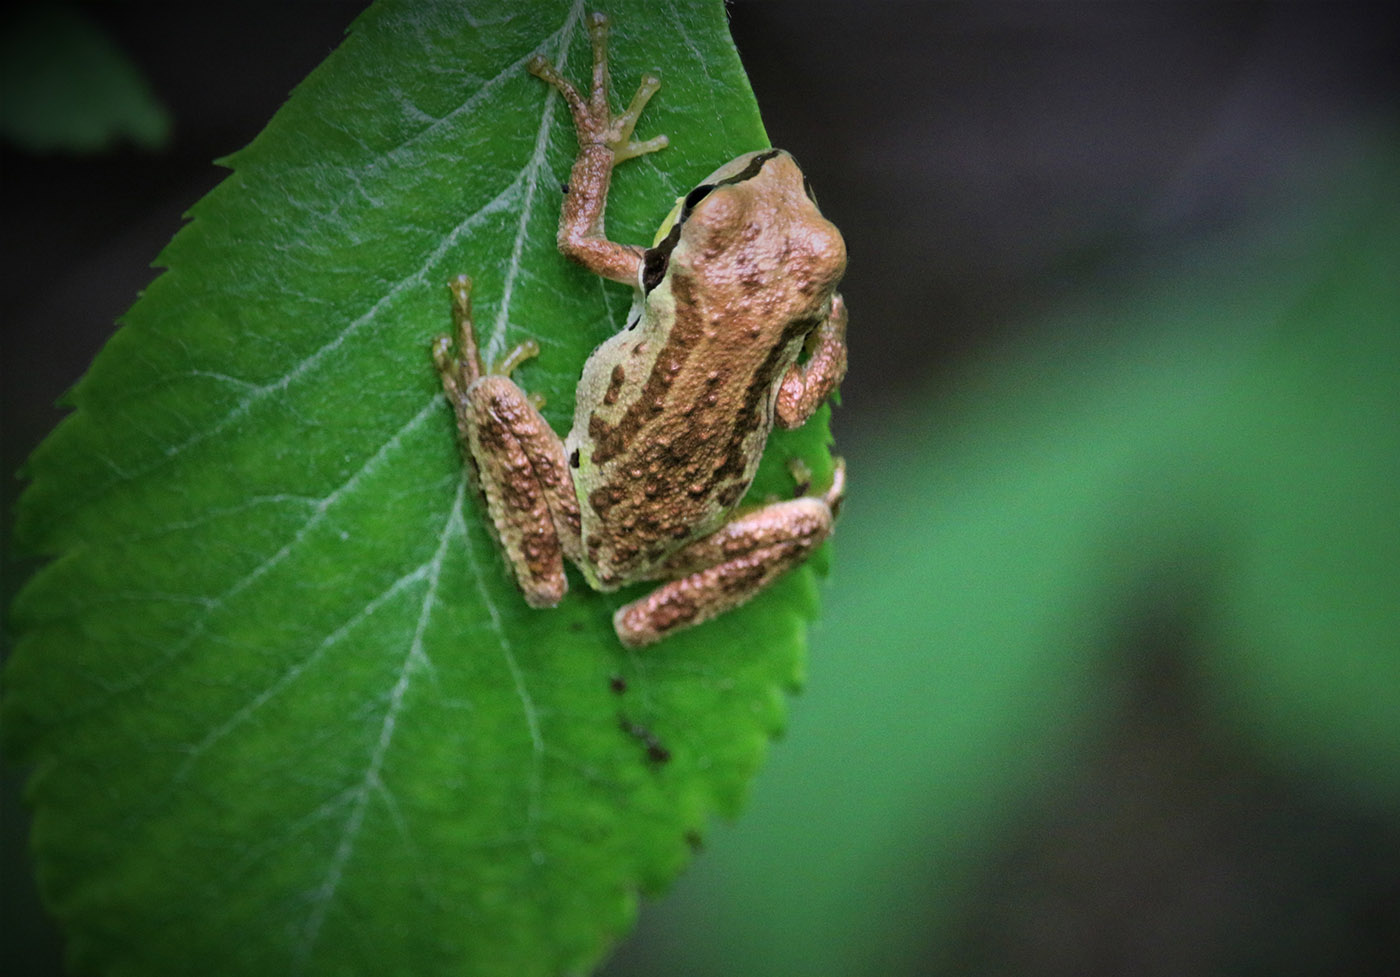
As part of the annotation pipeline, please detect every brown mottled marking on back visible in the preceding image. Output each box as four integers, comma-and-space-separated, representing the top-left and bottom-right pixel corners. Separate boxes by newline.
588, 483, 624, 519
587, 411, 608, 447
603, 363, 625, 405
588, 272, 707, 465
583, 257, 815, 576
711, 313, 816, 485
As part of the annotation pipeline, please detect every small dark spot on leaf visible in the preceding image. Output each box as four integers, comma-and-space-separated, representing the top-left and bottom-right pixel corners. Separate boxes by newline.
609, 675, 627, 695
619, 717, 670, 765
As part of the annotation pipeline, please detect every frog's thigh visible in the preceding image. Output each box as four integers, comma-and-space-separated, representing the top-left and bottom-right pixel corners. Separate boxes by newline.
463, 376, 581, 608
613, 496, 835, 648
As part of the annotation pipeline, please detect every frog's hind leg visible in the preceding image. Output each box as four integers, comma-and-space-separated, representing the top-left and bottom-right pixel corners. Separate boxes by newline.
433, 277, 582, 608
614, 461, 846, 647
456, 378, 583, 607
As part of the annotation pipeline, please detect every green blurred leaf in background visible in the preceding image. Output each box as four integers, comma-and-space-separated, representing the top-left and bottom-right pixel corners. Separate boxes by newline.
3, 2, 840, 975
0, 4, 171, 153
630, 133, 1400, 977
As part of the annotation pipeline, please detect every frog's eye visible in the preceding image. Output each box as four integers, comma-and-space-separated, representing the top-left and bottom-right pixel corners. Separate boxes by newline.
649, 183, 714, 249
642, 183, 720, 290
684, 183, 715, 211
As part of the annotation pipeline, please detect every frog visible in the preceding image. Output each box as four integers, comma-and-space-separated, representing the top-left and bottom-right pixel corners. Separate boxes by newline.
432, 11, 848, 648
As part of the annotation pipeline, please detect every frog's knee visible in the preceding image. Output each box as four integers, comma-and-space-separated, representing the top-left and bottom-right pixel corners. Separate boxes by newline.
520, 574, 567, 609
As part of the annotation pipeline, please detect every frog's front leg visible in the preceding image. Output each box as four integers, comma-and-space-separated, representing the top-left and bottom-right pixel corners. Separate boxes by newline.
614, 461, 847, 648
433, 276, 582, 607
528, 11, 668, 284
777, 294, 849, 428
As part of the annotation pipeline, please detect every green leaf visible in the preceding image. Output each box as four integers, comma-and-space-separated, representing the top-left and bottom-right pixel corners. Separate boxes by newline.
4, 2, 836, 975
0, 4, 171, 153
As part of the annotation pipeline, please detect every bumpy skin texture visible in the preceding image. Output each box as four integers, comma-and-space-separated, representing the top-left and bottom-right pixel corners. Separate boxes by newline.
434, 12, 847, 647
433, 279, 582, 609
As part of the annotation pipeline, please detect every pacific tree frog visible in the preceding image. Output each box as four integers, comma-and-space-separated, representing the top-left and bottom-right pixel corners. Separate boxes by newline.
433, 12, 848, 647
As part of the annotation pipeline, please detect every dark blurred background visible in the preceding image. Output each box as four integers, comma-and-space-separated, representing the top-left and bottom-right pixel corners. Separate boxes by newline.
4, 3, 1398, 975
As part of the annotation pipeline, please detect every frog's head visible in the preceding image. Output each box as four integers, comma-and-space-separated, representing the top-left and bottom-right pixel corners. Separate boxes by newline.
642, 149, 845, 300
650, 150, 821, 246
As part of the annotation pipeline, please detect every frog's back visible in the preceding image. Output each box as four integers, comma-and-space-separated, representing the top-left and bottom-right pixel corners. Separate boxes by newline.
566, 152, 846, 589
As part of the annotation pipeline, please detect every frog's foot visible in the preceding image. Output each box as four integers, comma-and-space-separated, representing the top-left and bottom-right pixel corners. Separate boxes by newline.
491, 339, 540, 377
432, 274, 484, 404
612, 472, 843, 648
527, 12, 669, 163
484, 339, 547, 410
433, 274, 545, 395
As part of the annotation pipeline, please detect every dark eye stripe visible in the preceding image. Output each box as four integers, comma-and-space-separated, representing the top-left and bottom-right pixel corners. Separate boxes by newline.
641, 219, 683, 293
684, 183, 714, 210
715, 149, 781, 189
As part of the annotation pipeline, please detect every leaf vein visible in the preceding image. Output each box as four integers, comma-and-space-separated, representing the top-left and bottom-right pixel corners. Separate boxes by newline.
52, 397, 444, 723
296, 474, 467, 964
460, 491, 545, 859
483, 0, 587, 363
170, 558, 436, 784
